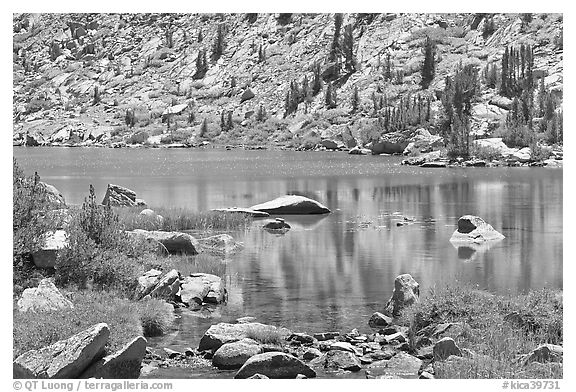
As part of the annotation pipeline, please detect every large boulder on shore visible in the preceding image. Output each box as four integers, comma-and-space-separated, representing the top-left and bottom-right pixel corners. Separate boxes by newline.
366, 352, 423, 379
522, 344, 563, 366
127, 229, 200, 255
403, 128, 444, 155
250, 195, 330, 215
17, 279, 73, 313
234, 352, 316, 379
135, 269, 163, 299
31, 230, 69, 268
180, 273, 226, 305
371, 132, 410, 155
80, 336, 147, 379
14, 323, 109, 379
384, 274, 420, 317
449, 215, 505, 243
199, 322, 289, 352
102, 184, 146, 207
212, 338, 263, 369
39, 182, 66, 207
146, 269, 181, 301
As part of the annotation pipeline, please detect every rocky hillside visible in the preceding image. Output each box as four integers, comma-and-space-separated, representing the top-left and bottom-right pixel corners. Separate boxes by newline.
12, 13, 563, 151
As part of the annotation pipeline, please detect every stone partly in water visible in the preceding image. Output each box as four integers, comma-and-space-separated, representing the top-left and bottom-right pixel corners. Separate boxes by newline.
234, 352, 316, 379
80, 336, 147, 379
250, 195, 331, 215
324, 350, 362, 372
212, 338, 263, 370
211, 207, 270, 218
348, 146, 371, 155
263, 218, 291, 233
102, 184, 145, 207
17, 278, 74, 313
199, 322, 289, 352
180, 273, 226, 305
127, 229, 200, 255
14, 323, 110, 379
384, 274, 420, 317
197, 234, 244, 255
371, 131, 410, 155
31, 230, 69, 269
449, 215, 505, 243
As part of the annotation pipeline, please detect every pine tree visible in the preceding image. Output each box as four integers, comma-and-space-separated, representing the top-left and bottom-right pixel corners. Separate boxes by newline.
227, 111, 233, 130
325, 82, 337, 109
329, 14, 343, 62
342, 24, 356, 74
351, 85, 359, 113
220, 111, 226, 132
194, 48, 208, 79
212, 24, 225, 61
258, 45, 266, 63
199, 118, 208, 138
312, 62, 322, 96
384, 53, 392, 81
197, 29, 203, 43
421, 36, 435, 89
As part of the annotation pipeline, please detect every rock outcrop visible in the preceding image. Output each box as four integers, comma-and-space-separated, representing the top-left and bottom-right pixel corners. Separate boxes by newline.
38, 182, 66, 207
17, 278, 73, 313
449, 215, 505, 243
250, 195, 330, 215
14, 323, 110, 379
384, 274, 420, 317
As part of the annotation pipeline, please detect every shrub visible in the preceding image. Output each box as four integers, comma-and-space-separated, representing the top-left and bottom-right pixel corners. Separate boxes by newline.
126, 131, 149, 144
400, 284, 563, 379
470, 144, 502, 161
137, 298, 174, 337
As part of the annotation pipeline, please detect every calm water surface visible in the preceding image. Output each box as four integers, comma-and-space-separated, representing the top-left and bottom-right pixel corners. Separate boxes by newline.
14, 147, 563, 378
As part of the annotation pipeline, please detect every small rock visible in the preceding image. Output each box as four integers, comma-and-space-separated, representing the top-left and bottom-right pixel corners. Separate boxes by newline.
433, 337, 462, 361
369, 312, 392, 328
302, 348, 322, 360
324, 350, 362, 372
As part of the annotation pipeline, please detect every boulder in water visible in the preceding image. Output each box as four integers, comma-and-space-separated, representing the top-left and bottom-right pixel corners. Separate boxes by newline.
234, 352, 316, 379
449, 215, 505, 243
102, 184, 146, 207
250, 195, 330, 215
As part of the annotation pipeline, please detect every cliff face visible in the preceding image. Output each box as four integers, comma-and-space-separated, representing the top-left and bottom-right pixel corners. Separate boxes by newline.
12, 13, 563, 149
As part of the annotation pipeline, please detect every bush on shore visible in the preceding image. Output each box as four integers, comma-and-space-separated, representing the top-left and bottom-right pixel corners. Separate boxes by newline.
400, 284, 563, 379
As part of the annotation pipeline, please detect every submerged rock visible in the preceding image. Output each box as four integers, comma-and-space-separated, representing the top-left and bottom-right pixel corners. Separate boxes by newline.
250, 195, 330, 215
198, 234, 244, 254
80, 336, 147, 379
14, 323, 110, 379
31, 230, 69, 268
17, 278, 73, 313
263, 218, 291, 233
234, 352, 316, 379
449, 215, 505, 243
384, 274, 420, 317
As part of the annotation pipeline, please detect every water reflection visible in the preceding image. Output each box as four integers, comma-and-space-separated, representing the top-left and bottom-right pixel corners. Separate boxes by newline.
14, 148, 563, 346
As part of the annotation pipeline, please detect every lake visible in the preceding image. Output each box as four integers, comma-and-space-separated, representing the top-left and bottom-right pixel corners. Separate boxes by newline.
13, 147, 563, 378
